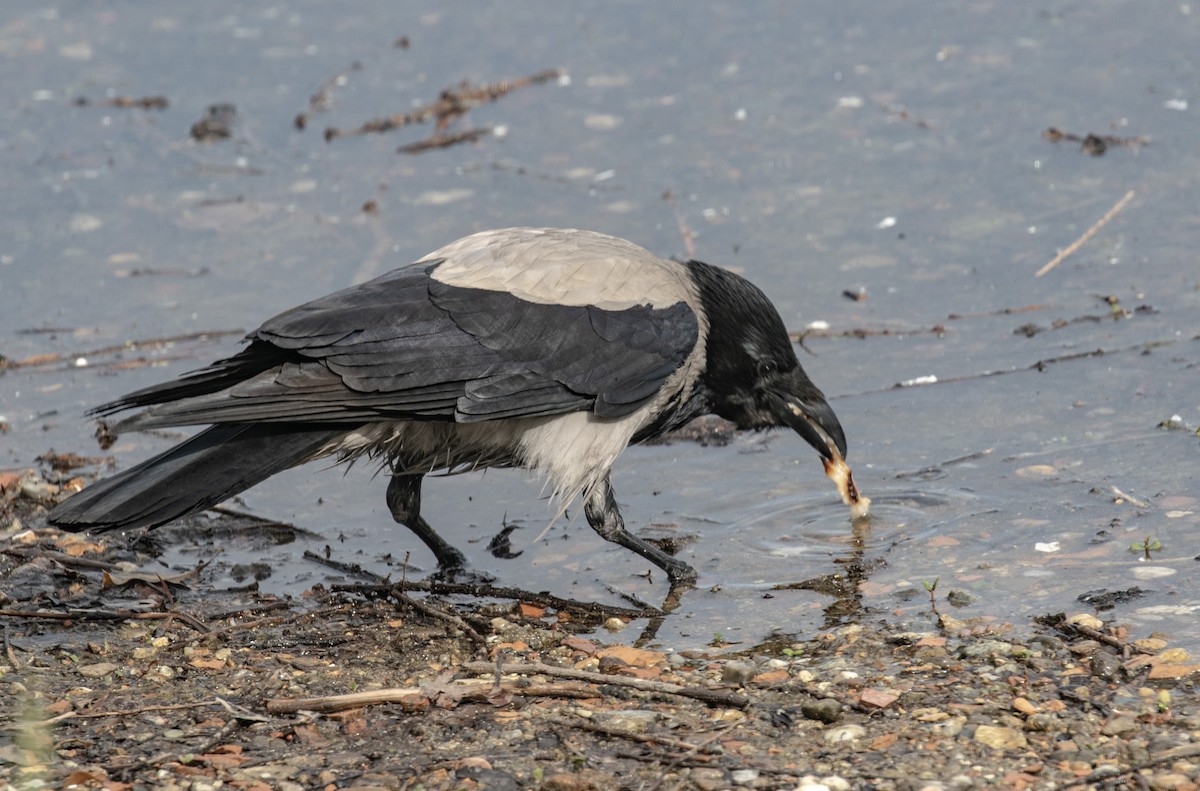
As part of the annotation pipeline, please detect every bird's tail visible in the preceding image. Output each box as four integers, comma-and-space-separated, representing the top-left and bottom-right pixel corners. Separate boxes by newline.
49, 423, 348, 532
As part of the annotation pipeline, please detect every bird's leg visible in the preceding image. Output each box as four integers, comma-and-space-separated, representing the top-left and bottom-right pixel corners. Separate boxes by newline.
584, 477, 698, 587
386, 473, 467, 571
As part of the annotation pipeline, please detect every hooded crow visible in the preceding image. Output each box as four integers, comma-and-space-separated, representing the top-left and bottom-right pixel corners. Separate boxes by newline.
49, 227, 850, 587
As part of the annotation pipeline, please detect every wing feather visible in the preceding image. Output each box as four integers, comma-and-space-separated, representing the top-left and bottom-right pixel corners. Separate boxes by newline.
107, 241, 698, 431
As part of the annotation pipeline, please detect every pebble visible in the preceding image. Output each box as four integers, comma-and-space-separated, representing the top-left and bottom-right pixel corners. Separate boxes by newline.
730, 768, 759, 784
958, 640, 1016, 659
931, 716, 966, 737
722, 661, 758, 686
1024, 713, 1061, 732
1101, 715, 1139, 736
823, 724, 866, 744
592, 710, 657, 733
973, 724, 1027, 750
1090, 651, 1121, 680
801, 698, 842, 724
77, 662, 119, 678
1066, 613, 1104, 630
689, 768, 728, 791
602, 617, 626, 632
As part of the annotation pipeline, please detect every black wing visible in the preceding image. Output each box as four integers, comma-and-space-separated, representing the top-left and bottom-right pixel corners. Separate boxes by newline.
98, 263, 698, 429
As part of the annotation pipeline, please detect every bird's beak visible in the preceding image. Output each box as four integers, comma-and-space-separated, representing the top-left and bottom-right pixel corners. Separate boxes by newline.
767, 383, 847, 462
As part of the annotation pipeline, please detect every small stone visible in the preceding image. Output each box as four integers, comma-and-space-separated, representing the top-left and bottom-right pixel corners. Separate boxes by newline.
801, 698, 842, 724
859, 688, 899, 709
592, 710, 657, 733
1090, 651, 1121, 680
946, 589, 978, 607
542, 769, 619, 791
1147, 664, 1200, 680
602, 617, 627, 632
1066, 613, 1104, 630
958, 640, 1016, 659
1158, 648, 1192, 663
1133, 638, 1170, 652
730, 768, 759, 784
795, 777, 831, 791
823, 724, 866, 744
931, 716, 967, 737
689, 767, 728, 791
722, 661, 757, 686
1148, 772, 1192, 790
974, 725, 1027, 750
1012, 697, 1038, 715
911, 707, 950, 723
77, 662, 119, 679
1101, 716, 1139, 736
1024, 713, 1060, 733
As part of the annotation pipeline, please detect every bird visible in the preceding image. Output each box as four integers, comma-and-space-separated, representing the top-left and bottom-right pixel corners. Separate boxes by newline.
49, 227, 849, 588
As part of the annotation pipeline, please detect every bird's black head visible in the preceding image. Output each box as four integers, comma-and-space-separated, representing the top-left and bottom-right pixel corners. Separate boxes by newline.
686, 259, 848, 461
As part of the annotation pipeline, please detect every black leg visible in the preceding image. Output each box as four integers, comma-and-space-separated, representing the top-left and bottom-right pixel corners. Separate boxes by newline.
386, 473, 466, 570
584, 477, 698, 587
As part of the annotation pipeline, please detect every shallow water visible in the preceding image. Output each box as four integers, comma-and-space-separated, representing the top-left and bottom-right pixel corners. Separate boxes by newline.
2, 1, 1197, 651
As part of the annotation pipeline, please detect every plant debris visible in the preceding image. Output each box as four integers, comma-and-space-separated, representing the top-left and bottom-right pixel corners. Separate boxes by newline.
1042, 126, 1150, 156
190, 103, 239, 142
324, 68, 561, 143
73, 95, 169, 110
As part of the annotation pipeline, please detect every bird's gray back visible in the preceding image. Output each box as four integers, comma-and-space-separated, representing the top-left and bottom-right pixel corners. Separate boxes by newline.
423, 227, 697, 310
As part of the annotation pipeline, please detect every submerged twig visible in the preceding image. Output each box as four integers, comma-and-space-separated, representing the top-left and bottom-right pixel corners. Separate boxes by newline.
325, 68, 561, 141
397, 126, 492, 154
1035, 189, 1136, 277
0, 329, 243, 373
295, 61, 364, 130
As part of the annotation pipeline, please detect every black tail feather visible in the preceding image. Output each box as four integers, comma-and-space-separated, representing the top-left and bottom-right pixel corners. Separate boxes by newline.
49, 423, 348, 532
90, 342, 284, 417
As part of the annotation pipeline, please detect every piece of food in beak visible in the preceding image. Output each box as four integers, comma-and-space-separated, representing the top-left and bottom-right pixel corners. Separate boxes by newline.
786, 400, 871, 521
823, 451, 871, 521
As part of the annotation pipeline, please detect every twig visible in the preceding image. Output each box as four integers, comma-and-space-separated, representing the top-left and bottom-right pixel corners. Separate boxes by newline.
1035, 189, 1136, 277
462, 660, 750, 709
0, 329, 243, 372
74, 95, 168, 110
790, 323, 947, 343
326, 68, 560, 141
295, 61, 363, 130
557, 716, 721, 754
894, 448, 994, 479
302, 549, 390, 583
0, 608, 209, 633
1036, 613, 1153, 655
389, 587, 487, 645
1065, 744, 1200, 789
2, 547, 122, 572
662, 190, 696, 260
331, 579, 661, 620
266, 687, 427, 714
398, 127, 491, 154
47, 699, 223, 723
835, 338, 1176, 399
1107, 485, 1150, 508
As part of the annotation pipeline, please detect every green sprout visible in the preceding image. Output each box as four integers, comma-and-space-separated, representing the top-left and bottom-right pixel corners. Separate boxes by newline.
1129, 536, 1162, 561
923, 577, 940, 611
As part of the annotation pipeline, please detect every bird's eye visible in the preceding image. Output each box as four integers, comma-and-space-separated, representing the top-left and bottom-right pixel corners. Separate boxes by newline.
757, 361, 776, 377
